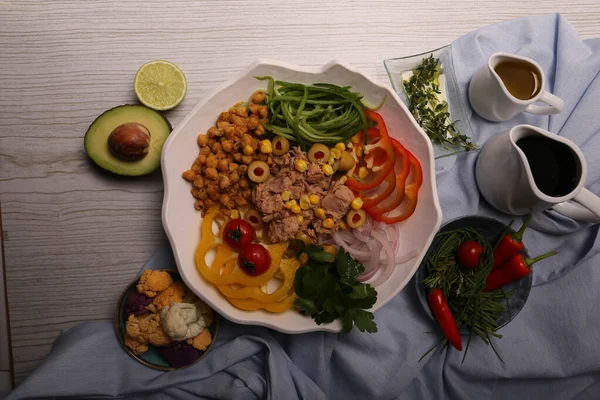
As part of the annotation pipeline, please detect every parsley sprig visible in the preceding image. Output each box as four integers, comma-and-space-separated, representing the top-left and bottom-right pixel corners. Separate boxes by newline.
293, 242, 378, 333
403, 55, 477, 151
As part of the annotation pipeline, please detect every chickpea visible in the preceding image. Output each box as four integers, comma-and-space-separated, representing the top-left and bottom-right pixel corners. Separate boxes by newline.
199, 146, 211, 156
206, 184, 219, 198
218, 111, 231, 122
256, 153, 267, 162
191, 188, 200, 198
241, 133, 253, 147
230, 172, 240, 183
258, 105, 268, 118
221, 140, 234, 153
217, 121, 231, 130
206, 154, 218, 168
215, 150, 227, 160
233, 153, 242, 163
228, 162, 239, 172
205, 167, 218, 180
241, 155, 253, 165
197, 154, 207, 165
255, 124, 265, 136
247, 115, 260, 130
224, 125, 235, 138
231, 115, 244, 126
204, 198, 215, 208
231, 182, 240, 191
238, 165, 248, 175
250, 138, 260, 151
208, 138, 216, 148
193, 199, 204, 210
197, 188, 208, 200
242, 189, 252, 199
219, 175, 231, 189
197, 134, 209, 146
252, 91, 265, 103
234, 125, 247, 137
191, 164, 201, 173
207, 126, 217, 137
193, 177, 205, 188
249, 103, 259, 115
239, 178, 250, 189
220, 194, 231, 206
182, 170, 196, 181
217, 159, 229, 172
212, 142, 221, 153
235, 106, 247, 117
235, 195, 247, 206
267, 156, 273, 165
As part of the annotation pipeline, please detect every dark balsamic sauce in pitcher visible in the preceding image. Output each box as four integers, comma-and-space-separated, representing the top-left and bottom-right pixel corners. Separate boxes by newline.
516, 136, 580, 197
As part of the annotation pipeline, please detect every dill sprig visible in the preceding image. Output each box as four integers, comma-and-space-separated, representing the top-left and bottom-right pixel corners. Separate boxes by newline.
403, 55, 477, 151
421, 228, 514, 362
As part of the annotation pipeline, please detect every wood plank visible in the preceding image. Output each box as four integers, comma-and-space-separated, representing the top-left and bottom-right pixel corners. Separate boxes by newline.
1, 0, 599, 384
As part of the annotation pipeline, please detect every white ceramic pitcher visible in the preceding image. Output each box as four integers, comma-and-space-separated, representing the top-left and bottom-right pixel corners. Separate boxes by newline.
475, 125, 600, 223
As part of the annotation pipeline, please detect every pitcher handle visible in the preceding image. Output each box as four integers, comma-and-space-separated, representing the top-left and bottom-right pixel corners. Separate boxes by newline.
525, 91, 565, 115
552, 188, 600, 223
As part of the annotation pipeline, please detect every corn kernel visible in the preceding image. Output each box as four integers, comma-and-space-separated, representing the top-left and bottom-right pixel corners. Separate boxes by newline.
339, 220, 349, 230
285, 200, 297, 209
351, 134, 361, 144
299, 195, 311, 210
351, 198, 364, 210
295, 159, 308, 172
323, 244, 336, 260
356, 146, 364, 158
331, 148, 342, 159
230, 209, 240, 219
327, 155, 335, 165
296, 215, 304, 225
243, 145, 254, 155
322, 164, 334, 176
338, 176, 348, 184
260, 139, 273, 154
281, 190, 292, 201
308, 194, 320, 205
358, 166, 369, 179
315, 208, 326, 220
299, 252, 309, 264
295, 231, 311, 245
335, 142, 346, 151
322, 218, 334, 229
291, 205, 301, 214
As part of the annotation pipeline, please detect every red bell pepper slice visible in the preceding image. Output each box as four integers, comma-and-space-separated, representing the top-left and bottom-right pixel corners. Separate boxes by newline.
368, 151, 423, 224
364, 138, 410, 215
357, 171, 396, 209
345, 111, 396, 191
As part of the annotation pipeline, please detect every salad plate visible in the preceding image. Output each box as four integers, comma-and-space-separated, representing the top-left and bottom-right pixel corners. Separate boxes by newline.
161, 59, 443, 334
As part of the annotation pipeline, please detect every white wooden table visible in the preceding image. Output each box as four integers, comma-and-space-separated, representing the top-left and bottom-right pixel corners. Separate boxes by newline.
1, 0, 599, 384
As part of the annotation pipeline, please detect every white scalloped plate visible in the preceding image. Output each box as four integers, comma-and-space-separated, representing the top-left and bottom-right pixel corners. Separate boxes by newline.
161, 59, 442, 333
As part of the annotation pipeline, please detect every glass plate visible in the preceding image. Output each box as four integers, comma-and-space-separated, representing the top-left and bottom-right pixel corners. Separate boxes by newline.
384, 46, 473, 159
415, 216, 532, 333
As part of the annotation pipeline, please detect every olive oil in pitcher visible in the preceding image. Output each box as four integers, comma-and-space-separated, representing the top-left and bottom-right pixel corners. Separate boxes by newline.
494, 60, 542, 100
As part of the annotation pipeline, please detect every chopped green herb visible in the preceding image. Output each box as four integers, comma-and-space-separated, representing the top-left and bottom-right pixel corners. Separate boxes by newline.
403, 55, 477, 151
293, 244, 378, 333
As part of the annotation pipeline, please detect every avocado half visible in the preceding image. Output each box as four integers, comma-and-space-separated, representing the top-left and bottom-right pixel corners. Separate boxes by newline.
84, 105, 172, 176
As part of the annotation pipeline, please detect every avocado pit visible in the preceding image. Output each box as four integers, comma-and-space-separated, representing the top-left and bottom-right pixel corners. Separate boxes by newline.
108, 123, 151, 161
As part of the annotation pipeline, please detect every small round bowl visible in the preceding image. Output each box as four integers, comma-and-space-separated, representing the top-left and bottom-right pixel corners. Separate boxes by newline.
415, 216, 532, 332
115, 269, 219, 371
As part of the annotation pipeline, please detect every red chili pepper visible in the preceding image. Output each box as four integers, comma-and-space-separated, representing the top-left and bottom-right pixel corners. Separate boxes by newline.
428, 288, 462, 351
485, 251, 557, 292
493, 215, 532, 269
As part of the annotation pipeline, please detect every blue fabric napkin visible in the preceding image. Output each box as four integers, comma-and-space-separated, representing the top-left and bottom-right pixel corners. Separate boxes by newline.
6, 13, 600, 400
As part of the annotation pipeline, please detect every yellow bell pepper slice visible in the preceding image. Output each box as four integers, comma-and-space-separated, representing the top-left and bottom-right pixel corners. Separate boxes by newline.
228, 294, 297, 313
217, 258, 301, 302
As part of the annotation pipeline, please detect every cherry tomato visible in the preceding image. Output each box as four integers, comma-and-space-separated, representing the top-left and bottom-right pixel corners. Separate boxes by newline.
223, 219, 254, 250
457, 240, 484, 269
238, 244, 271, 276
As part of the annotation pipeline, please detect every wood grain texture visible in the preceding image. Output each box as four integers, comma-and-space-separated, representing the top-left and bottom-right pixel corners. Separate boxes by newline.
1, 0, 599, 384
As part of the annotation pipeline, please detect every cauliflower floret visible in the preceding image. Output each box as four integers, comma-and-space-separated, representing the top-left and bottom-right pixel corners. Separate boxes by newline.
187, 329, 212, 351
124, 334, 149, 355
152, 281, 187, 311
126, 313, 172, 347
136, 270, 173, 298
160, 300, 213, 341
